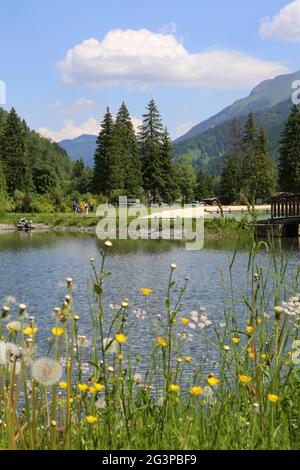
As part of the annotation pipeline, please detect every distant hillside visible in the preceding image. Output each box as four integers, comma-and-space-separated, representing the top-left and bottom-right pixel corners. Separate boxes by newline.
175, 70, 300, 144
59, 134, 97, 167
173, 99, 295, 175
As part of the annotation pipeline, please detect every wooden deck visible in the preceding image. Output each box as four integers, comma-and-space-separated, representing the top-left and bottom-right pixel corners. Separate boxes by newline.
256, 194, 300, 238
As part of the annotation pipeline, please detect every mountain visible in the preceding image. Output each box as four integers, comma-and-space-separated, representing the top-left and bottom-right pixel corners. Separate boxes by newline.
175, 70, 300, 143
59, 134, 97, 167
173, 99, 295, 175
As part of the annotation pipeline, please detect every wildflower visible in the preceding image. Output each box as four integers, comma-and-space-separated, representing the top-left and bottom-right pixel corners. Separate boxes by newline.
157, 337, 167, 347
23, 326, 38, 337
69, 398, 74, 404
89, 386, 96, 394
95, 398, 106, 410
0, 341, 20, 365
51, 327, 64, 337
257, 318, 262, 325
94, 383, 105, 392
170, 263, 177, 270
103, 337, 118, 354
239, 375, 252, 384
118, 353, 124, 361
190, 386, 204, 396
177, 358, 183, 364
32, 358, 62, 387
207, 376, 220, 387
107, 366, 114, 373
133, 373, 142, 384
51, 420, 57, 427
188, 322, 196, 330
246, 325, 254, 334
274, 306, 283, 321
77, 335, 90, 348
78, 384, 89, 393
184, 356, 192, 362
261, 353, 267, 360
65, 295, 71, 305
116, 333, 127, 344
232, 337, 240, 344
169, 384, 180, 393
140, 288, 153, 296
66, 277, 73, 288
268, 394, 280, 404
86, 415, 97, 424
223, 345, 230, 352
247, 347, 252, 353
89, 257, 95, 263
249, 352, 255, 360
104, 240, 112, 248
6, 321, 22, 333
59, 381, 68, 390
19, 304, 26, 316
181, 318, 189, 325
121, 301, 128, 308
253, 403, 260, 414
1, 305, 10, 320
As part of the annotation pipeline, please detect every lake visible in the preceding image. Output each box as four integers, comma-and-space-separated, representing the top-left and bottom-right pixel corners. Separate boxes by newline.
0, 231, 299, 375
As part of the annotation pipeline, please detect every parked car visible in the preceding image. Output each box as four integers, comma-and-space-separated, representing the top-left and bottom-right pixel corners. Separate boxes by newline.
190, 200, 200, 207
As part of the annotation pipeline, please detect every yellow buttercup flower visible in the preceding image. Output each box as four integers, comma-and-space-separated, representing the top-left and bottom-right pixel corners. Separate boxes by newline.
246, 325, 254, 334
51, 327, 64, 337
249, 352, 255, 360
86, 415, 97, 424
268, 394, 280, 404
239, 375, 252, 384
140, 288, 153, 296
261, 353, 267, 360
69, 397, 74, 404
94, 383, 105, 392
116, 333, 127, 344
232, 337, 240, 344
169, 384, 180, 393
89, 386, 96, 394
78, 384, 89, 393
185, 356, 192, 362
181, 318, 189, 325
59, 381, 68, 390
157, 336, 167, 347
247, 347, 253, 353
23, 326, 38, 337
190, 386, 204, 396
207, 377, 220, 387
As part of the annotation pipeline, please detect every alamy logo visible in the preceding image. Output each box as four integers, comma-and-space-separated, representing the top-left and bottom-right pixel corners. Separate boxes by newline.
95, 197, 204, 251
0, 80, 6, 105
292, 80, 300, 105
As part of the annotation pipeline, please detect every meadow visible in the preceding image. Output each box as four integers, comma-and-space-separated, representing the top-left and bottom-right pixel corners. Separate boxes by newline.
0, 235, 300, 450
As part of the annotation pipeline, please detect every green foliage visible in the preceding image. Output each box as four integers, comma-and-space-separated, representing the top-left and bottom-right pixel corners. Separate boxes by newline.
175, 156, 197, 203
279, 105, 300, 192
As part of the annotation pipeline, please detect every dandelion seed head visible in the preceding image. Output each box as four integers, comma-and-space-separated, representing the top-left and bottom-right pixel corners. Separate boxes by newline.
32, 357, 63, 386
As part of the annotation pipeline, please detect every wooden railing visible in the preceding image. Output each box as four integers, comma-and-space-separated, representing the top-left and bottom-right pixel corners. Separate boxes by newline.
271, 194, 300, 219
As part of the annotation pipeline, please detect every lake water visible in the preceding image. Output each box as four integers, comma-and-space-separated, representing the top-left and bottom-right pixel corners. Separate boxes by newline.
0, 231, 299, 374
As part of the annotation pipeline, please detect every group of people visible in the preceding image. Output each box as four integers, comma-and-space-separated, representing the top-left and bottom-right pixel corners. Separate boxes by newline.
73, 200, 90, 215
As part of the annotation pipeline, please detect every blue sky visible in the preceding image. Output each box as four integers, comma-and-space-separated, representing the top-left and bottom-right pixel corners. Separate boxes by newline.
0, 0, 300, 141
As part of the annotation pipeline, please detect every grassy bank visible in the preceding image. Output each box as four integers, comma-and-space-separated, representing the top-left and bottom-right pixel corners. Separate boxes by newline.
0, 212, 253, 241
0, 238, 299, 450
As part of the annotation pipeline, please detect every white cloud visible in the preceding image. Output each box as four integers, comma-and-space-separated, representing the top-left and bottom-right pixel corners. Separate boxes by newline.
46, 97, 96, 114
38, 117, 100, 141
58, 28, 289, 91
159, 22, 177, 35
173, 120, 194, 139
259, 0, 300, 42
38, 115, 142, 142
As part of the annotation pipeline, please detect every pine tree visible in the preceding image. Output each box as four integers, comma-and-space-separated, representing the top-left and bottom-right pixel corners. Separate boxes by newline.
255, 126, 276, 200
220, 118, 241, 203
0, 108, 31, 195
159, 128, 178, 203
139, 99, 164, 199
114, 103, 142, 196
195, 169, 209, 201
0, 160, 7, 196
92, 108, 115, 197
279, 105, 300, 193
220, 154, 240, 203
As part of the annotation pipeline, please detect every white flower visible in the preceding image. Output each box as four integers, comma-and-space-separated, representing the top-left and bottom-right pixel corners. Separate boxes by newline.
0, 342, 20, 365
96, 398, 106, 409
188, 322, 196, 330
32, 358, 63, 386
133, 373, 142, 384
6, 321, 22, 333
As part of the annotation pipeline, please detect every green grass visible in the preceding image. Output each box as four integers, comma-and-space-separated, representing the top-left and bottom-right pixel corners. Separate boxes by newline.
0, 233, 300, 450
